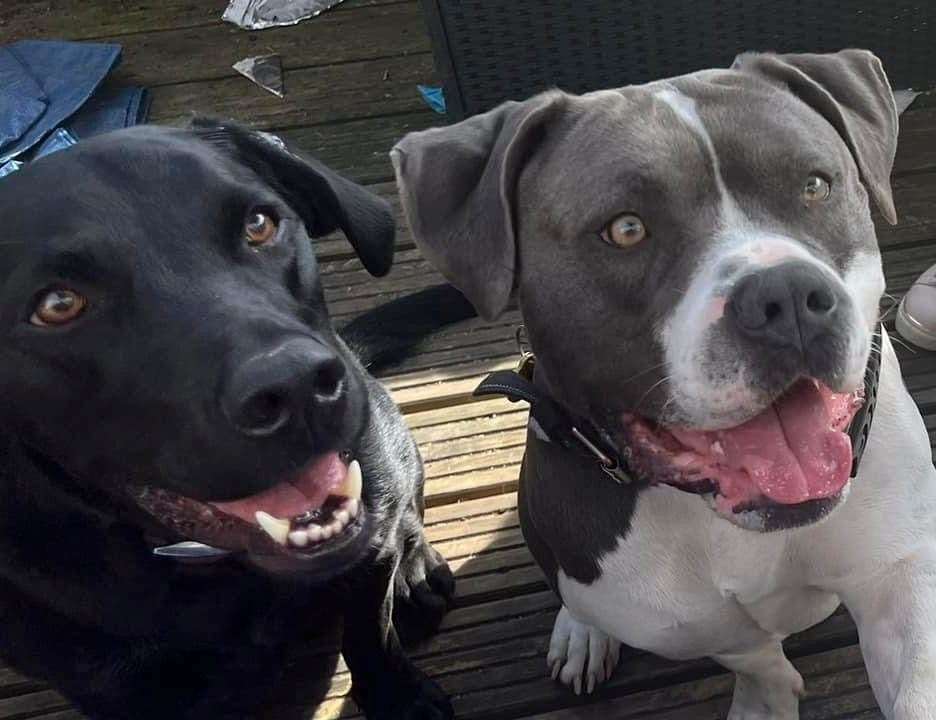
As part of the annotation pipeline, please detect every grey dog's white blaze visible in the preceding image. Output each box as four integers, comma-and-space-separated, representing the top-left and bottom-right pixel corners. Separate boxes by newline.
652, 84, 880, 429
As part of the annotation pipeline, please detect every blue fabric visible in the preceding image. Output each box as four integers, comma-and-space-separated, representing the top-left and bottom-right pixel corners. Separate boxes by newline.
0, 160, 23, 178
0, 48, 47, 149
417, 84, 446, 114
0, 40, 121, 163
33, 127, 77, 158
66, 85, 151, 140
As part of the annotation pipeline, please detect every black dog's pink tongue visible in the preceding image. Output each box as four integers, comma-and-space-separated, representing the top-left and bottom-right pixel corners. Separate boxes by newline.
211, 452, 347, 522
671, 380, 855, 507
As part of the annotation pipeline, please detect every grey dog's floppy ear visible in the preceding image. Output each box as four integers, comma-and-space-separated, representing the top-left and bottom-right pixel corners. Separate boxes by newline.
391, 91, 566, 320
732, 49, 898, 225
192, 118, 395, 276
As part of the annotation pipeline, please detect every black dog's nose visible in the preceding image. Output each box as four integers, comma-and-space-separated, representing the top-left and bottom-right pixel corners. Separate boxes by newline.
225, 338, 346, 437
727, 261, 841, 349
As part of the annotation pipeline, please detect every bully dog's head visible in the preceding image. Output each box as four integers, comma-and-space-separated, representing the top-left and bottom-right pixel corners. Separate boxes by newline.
393, 50, 897, 531
0, 121, 395, 576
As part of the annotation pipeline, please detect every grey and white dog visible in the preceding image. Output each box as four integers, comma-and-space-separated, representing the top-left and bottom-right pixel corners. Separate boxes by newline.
391, 50, 936, 719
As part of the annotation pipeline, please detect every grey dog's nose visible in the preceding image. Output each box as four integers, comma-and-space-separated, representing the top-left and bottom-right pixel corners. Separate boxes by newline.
225, 338, 346, 437
727, 261, 841, 349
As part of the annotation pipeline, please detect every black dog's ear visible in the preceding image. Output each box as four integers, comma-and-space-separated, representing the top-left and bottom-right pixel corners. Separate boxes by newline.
732, 49, 899, 225
390, 91, 567, 320
192, 118, 395, 277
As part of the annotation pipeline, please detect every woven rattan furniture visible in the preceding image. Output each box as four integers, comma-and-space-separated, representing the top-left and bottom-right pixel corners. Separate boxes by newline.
420, 0, 936, 119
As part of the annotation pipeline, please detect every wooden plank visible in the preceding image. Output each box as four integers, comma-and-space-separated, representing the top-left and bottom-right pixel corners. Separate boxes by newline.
426, 508, 520, 544
895, 107, 936, 176
425, 463, 522, 507
438, 589, 558, 634
415, 420, 525, 460
410, 404, 528, 446
434, 526, 526, 561
328, 269, 449, 318
407, 398, 526, 433
310, 602, 864, 719
0, 0, 228, 41
0, 0, 410, 42
282, 112, 437, 186
453, 563, 547, 605
325, 257, 437, 301
28, 711, 86, 720
0, 688, 69, 718
0, 665, 34, 693
147, 53, 434, 130
448, 545, 534, 579
422, 492, 519, 526
305, 611, 856, 720
391, 361, 519, 413
436, 634, 866, 720
426, 444, 525, 481
383, 356, 518, 394
372, 315, 523, 378
421, 427, 527, 465
104, 2, 428, 88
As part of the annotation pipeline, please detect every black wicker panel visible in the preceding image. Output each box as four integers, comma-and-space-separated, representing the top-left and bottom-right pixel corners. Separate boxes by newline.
420, 1, 936, 119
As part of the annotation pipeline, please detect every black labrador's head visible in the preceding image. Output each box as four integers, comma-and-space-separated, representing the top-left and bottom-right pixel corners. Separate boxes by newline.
0, 121, 394, 577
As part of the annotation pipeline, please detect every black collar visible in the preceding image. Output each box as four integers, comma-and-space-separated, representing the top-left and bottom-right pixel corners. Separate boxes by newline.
475, 325, 882, 487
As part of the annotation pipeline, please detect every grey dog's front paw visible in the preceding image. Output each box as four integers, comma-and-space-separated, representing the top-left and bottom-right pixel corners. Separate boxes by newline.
547, 606, 621, 695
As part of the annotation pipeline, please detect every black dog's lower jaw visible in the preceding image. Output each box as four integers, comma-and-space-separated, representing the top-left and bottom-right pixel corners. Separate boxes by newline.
0, 481, 454, 720
0, 392, 455, 720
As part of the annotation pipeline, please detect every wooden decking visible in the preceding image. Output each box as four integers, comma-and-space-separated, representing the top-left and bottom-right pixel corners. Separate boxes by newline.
3, 2, 936, 718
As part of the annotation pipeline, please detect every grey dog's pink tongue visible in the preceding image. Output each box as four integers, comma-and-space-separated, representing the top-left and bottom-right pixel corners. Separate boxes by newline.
669, 381, 857, 507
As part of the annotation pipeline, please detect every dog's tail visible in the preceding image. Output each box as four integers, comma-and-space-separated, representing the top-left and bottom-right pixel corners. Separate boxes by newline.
339, 284, 477, 373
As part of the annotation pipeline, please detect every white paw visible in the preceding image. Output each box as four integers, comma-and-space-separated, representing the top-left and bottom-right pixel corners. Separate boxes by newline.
546, 606, 621, 695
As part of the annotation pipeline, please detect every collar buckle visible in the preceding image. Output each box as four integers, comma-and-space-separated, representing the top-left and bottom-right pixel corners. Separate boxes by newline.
570, 426, 630, 485
515, 326, 537, 380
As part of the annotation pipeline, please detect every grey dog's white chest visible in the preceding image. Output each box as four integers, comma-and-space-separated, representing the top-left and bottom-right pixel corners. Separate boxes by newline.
555, 485, 840, 661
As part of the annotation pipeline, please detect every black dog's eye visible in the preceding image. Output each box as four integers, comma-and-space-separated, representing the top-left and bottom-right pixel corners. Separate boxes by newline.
803, 175, 832, 205
30, 289, 87, 327
601, 213, 647, 248
244, 210, 278, 247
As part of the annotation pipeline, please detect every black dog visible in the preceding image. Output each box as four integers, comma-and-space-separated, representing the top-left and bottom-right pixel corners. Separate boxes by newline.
0, 121, 470, 720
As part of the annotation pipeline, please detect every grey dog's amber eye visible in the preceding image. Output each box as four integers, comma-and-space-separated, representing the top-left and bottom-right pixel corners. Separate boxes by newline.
803, 175, 832, 204
244, 211, 278, 247
601, 213, 647, 248
30, 289, 87, 327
